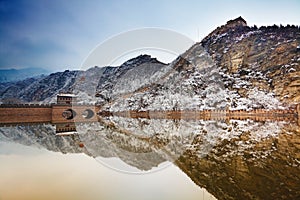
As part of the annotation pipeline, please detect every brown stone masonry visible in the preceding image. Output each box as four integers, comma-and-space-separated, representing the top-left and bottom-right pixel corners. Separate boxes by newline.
0, 104, 98, 125
0, 104, 52, 124
0, 103, 299, 125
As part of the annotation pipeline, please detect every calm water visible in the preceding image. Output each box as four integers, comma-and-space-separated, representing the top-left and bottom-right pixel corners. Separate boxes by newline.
0, 142, 215, 200
0, 115, 299, 200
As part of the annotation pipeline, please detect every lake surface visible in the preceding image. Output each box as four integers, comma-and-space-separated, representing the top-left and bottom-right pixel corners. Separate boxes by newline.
0, 142, 216, 200
0, 114, 299, 200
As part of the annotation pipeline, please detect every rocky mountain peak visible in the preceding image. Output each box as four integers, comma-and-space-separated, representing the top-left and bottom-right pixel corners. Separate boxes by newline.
204, 16, 248, 40
226, 16, 247, 27
120, 54, 162, 68
200, 17, 300, 104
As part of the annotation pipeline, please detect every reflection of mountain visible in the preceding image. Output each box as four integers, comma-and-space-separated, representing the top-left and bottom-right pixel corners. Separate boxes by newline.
0, 125, 85, 154
176, 123, 300, 200
0, 117, 299, 199
0, 122, 168, 171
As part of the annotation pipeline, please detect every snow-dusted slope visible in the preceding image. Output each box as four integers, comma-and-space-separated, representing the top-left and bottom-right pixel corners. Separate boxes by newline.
0, 70, 80, 103
95, 54, 168, 105
101, 17, 299, 112
106, 47, 286, 112
0, 55, 168, 104
1, 18, 298, 108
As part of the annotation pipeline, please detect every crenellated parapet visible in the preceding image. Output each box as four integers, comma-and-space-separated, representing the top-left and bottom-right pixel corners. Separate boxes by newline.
0, 103, 52, 108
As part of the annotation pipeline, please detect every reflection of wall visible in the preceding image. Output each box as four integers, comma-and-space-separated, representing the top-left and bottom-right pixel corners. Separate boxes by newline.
297, 104, 300, 126
112, 108, 298, 123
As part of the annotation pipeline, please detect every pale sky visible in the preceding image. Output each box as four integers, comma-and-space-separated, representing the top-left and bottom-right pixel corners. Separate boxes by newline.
0, 0, 299, 71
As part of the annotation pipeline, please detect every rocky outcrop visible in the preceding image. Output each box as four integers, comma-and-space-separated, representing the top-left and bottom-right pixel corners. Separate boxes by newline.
205, 16, 247, 39
201, 17, 300, 104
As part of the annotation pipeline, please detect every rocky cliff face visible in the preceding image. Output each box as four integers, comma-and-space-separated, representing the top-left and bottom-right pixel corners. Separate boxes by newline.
201, 17, 300, 104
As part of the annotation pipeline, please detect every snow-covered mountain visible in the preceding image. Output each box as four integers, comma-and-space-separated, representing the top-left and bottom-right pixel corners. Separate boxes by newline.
0, 70, 79, 103
201, 17, 300, 104
0, 17, 299, 110
102, 17, 299, 112
94, 54, 167, 104
0, 17, 300, 111
0, 55, 167, 104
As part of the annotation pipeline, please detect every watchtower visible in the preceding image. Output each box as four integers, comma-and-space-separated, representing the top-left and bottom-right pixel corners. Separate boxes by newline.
57, 94, 77, 105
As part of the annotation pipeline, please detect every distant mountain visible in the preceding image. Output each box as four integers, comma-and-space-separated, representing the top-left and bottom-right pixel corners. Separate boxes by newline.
0, 67, 51, 83
0, 70, 79, 103
0, 55, 166, 103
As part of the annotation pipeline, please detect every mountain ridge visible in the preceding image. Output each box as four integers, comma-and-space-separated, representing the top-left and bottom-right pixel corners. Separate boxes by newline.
0, 18, 299, 109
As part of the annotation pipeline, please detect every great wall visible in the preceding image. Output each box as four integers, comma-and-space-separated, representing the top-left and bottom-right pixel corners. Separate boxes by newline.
0, 95, 99, 133
0, 94, 299, 133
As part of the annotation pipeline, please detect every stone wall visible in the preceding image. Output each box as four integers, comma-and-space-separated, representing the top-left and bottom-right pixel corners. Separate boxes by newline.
0, 104, 99, 125
0, 107, 52, 124
51, 104, 99, 123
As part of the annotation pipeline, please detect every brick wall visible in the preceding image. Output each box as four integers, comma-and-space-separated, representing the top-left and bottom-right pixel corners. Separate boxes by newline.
0, 104, 99, 125
0, 107, 52, 124
52, 104, 99, 123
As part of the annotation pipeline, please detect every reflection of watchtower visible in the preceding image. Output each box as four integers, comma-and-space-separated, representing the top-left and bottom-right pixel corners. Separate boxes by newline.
57, 94, 77, 105
56, 123, 77, 134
